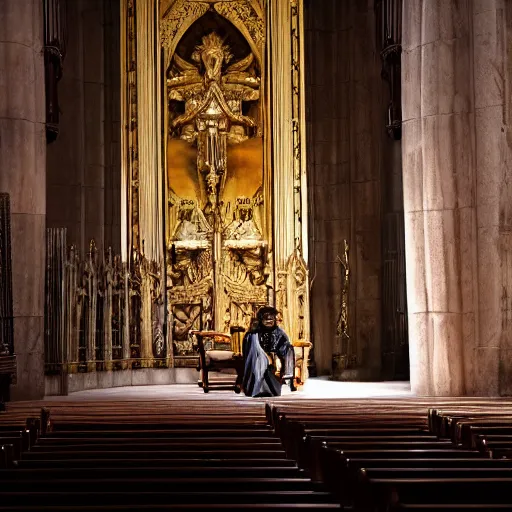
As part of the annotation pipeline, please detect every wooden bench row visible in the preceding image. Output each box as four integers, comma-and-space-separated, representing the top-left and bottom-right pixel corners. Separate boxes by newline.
0, 402, 341, 511
5, 396, 512, 511
266, 400, 512, 511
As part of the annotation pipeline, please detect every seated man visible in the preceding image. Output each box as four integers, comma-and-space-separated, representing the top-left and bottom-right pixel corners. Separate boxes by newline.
242, 306, 296, 397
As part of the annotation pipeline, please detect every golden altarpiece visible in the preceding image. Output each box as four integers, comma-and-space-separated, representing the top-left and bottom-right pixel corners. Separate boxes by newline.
120, 0, 311, 373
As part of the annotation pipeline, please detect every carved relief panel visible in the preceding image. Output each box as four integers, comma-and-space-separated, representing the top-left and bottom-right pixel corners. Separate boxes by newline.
161, 1, 269, 362
120, 0, 310, 366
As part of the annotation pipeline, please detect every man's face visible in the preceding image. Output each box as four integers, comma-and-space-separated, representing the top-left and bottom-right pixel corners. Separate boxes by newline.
261, 313, 276, 329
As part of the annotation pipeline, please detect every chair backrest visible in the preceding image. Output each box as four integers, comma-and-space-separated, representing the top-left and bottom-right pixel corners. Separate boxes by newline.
204, 333, 232, 352
229, 326, 245, 354
191, 330, 233, 355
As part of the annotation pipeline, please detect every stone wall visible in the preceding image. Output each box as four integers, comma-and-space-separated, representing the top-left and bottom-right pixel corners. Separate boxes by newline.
103, 1, 122, 253
305, 0, 387, 378
46, 0, 121, 256
350, 0, 384, 380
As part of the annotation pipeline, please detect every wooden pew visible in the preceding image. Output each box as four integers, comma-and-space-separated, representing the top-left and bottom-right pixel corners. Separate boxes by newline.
277, 415, 428, 459
266, 400, 512, 511
356, 475, 512, 511
300, 435, 452, 473
396, 506, 512, 511
6, 397, 512, 511
0, 401, 342, 511
0, 490, 338, 508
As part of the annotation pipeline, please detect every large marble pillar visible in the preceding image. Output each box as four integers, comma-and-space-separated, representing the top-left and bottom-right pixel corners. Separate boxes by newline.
402, 0, 476, 395
403, 0, 512, 396
473, 0, 512, 395
0, 0, 46, 399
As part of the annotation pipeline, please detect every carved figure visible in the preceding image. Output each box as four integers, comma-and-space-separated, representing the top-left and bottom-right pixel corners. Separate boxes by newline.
168, 32, 259, 141
168, 32, 260, 208
224, 197, 261, 241
173, 303, 202, 354
166, 32, 266, 341
172, 200, 211, 241
223, 197, 267, 289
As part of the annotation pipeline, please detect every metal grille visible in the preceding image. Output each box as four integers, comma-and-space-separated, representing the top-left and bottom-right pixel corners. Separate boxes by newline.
44, 228, 67, 373
43, 0, 67, 142
376, 0, 402, 49
0, 194, 13, 356
381, 212, 409, 380
375, 0, 402, 140
95, 290, 105, 371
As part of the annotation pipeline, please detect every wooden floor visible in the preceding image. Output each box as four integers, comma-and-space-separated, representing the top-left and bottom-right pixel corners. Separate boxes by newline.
2, 385, 512, 511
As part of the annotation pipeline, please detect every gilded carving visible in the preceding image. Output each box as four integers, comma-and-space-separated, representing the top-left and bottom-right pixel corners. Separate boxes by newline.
222, 199, 268, 330
336, 240, 350, 340
160, 1, 209, 50
129, 248, 142, 366
140, 256, 160, 366
103, 248, 114, 371
165, 28, 267, 354
285, 250, 308, 339
84, 240, 98, 372
290, 0, 303, 250
65, 245, 79, 372
126, 0, 140, 254
275, 271, 288, 320
45, 237, 172, 375
111, 254, 126, 367
118, 0, 311, 373
214, 1, 265, 59
333, 239, 356, 377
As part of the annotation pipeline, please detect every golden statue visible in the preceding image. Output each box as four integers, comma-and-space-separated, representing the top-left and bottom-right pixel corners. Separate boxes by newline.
167, 32, 260, 210
166, 31, 265, 340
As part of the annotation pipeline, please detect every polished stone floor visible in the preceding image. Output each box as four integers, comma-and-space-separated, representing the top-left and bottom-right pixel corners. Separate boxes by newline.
44, 378, 412, 401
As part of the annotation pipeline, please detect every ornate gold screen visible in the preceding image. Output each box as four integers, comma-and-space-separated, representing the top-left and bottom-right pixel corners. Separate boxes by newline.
120, 0, 310, 368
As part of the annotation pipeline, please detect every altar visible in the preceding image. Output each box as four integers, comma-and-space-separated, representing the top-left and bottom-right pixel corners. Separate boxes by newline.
120, 0, 311, 370
41, 0, 312, 395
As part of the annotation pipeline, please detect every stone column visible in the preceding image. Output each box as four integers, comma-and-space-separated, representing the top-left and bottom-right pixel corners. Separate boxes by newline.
402, 0, 476, 395
473, 0, 511, 395
0, 0, 46, 399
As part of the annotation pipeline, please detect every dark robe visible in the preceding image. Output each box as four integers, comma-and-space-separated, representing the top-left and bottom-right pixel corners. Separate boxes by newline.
242, 325, 295, 397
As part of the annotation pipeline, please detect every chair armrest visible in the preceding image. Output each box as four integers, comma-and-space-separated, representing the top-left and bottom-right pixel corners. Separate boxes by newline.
292, 340, 312, 348
190, 330, 231, 343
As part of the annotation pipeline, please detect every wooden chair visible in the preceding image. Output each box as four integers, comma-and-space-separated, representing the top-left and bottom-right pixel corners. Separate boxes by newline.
192, 331, 244, 394
269, 340, 311, 387
293, 340, 312, 386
